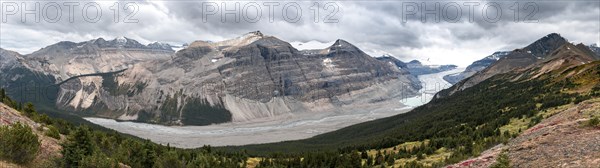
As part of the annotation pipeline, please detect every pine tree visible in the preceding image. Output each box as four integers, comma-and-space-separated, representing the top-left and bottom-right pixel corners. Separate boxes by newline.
0, 88, 5, 100
386, 153, 395, 166
361, 150, 368, 159
350, 150, 362, 167
375, 151, 383, 165
23, 102, 37, 117
367, 156, 373, 166
79, 152, 119, 168
62, 126, 96, 167
154, 151, 183, 168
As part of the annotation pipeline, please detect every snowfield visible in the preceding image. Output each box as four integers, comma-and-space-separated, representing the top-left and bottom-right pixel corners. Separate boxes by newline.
86, 68, 464, 148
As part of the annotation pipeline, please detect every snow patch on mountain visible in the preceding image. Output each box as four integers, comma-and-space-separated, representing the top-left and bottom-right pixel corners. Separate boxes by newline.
291, 40, 335, 50
322, 58, 335, 69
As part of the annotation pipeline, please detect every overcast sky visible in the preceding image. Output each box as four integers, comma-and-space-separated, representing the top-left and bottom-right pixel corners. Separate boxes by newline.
1, 0, 599, 66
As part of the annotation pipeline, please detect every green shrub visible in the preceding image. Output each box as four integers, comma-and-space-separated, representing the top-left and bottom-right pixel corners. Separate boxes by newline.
153, 151, 183, 168
45, 125, 61, 140
35, 114, 53, 125
62, 126, 96, 167
0, 122, 41, 164
586, 116, 600, 127
490, 151, 510, 168
79, 152, 118, 168
22, 102, 38, 118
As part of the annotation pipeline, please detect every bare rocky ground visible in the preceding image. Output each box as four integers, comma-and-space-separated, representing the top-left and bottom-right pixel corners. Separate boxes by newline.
0, 161, 20, 168
447, 98, 600, 168
445, 144, 505, 168
507, 98, 600, 168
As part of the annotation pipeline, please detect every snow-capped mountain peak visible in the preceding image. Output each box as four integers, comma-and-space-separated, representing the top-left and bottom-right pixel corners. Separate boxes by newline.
115, 36, 128, 44
381, 53, 394, 57
487, 51, 511, 60
147, 41, 173, 50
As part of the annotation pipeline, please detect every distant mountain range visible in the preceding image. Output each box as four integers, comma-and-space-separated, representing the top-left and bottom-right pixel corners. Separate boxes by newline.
444, 40, 600, 86
441, 33, 600, 97
0, 31, 420, 126
375, 55, 457, 76
443, 51, 510, 84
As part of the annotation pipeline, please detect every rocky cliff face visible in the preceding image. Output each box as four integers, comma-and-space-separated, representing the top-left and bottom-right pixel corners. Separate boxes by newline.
0, 48, 26, 86
0, 48, 58, 107
21, 37, 174, 82
0, 48, 22, 70
1, 31, 420, 125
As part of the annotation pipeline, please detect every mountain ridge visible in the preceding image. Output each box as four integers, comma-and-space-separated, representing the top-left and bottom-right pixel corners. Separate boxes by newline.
0, 31, 420, 126
443, 51, 510, 84
441, 33, 596, 96
375, 55, 458, 77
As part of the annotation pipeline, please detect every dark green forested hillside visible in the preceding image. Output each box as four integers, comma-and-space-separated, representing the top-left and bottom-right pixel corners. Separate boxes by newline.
221, 61, 600, 167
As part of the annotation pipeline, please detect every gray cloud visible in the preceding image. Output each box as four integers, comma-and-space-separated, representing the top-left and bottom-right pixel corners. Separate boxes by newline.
0, 0, 598, 66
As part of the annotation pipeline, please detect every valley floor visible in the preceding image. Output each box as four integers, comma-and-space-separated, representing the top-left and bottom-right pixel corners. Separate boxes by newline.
85, 102, 411, 147
85, 69, 464, 148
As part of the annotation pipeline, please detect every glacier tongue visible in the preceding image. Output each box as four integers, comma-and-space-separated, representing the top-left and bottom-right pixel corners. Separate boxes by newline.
401, 67, 465, 107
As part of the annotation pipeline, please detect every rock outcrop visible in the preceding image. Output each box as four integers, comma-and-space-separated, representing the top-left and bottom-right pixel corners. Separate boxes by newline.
22, 37, 174, 82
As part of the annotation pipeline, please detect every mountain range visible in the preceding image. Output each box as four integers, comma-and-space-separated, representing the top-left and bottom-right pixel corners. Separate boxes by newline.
1, 32, 600, 167
443, 51, 510, 84
444, 41, 600, 85
440, 33, 600, 97
0, 31, 421, 126
375, 56, 457, 77
2, 32, 597, 127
